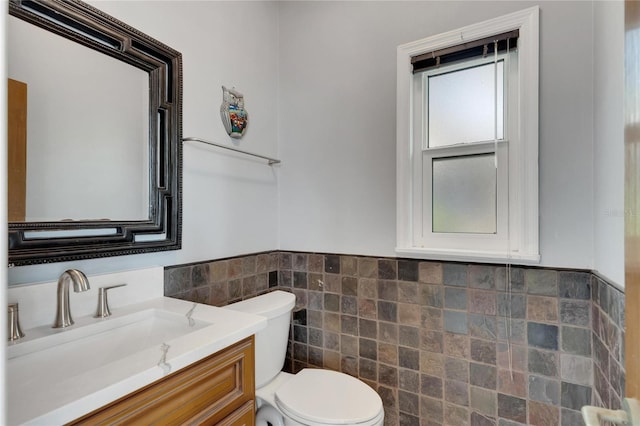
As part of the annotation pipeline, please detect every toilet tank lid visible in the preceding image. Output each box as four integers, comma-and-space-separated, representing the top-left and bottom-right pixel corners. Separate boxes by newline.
224, 290, 295, 319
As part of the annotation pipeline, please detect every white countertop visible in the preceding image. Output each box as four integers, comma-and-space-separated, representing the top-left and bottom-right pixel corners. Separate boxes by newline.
6, 268, 266, 425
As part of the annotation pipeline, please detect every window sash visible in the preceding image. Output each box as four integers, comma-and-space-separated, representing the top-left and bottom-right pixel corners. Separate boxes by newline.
415, 142, 510, 251
411, 50, 518, 251
421, 54, 509, 150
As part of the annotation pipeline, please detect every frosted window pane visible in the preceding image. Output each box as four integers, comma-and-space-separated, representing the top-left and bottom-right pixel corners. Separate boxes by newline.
428, 62, 503, 147
432, 154, 496, 233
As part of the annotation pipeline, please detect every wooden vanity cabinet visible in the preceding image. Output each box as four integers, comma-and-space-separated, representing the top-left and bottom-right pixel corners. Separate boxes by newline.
69, 336, 256, 426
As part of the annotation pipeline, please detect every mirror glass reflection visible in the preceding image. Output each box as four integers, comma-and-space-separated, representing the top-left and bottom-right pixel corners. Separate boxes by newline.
7, 15, 149, 222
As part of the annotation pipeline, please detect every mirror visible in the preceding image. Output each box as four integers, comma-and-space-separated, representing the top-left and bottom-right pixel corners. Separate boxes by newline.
8, 16, 150, 221
7, 0, 182, 266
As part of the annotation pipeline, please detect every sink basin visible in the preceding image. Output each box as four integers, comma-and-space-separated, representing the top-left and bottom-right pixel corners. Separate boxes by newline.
6, 297, 267, 425
8, 307, 210, 379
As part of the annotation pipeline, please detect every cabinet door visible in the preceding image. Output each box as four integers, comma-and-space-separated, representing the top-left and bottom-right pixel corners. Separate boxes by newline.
69, 336, 255, 425
216, 401, 255, 426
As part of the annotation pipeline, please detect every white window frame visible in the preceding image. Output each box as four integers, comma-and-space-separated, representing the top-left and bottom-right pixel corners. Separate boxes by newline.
396, 7, 540, 263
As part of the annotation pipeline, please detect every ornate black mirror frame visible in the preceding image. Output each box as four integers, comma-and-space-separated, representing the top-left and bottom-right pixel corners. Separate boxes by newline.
8, 0, 182, 267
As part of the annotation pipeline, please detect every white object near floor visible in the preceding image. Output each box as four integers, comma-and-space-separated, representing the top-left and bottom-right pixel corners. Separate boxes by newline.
581, 398, 640, 425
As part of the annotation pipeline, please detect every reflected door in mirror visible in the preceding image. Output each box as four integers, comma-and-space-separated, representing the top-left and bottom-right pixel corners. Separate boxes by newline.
8, 78, 27, 222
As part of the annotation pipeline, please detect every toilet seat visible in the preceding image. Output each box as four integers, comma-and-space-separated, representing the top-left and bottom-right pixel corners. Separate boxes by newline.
274, 369, 383, 425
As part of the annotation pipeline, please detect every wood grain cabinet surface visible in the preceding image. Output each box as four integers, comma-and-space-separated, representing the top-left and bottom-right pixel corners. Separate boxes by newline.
69, 336, 255, 426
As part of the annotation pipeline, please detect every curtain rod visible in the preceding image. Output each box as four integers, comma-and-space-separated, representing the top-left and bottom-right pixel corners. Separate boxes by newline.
182, 137, 281, 165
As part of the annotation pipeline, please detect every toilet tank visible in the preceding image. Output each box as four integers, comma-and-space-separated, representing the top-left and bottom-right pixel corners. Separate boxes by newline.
224, 290, 295, 388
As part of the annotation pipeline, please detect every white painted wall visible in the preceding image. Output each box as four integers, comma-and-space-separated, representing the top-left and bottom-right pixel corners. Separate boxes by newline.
277, 1, 598, 270
7, 1, 626, 286
593, 1, 625, 287
8, 1, 280, 284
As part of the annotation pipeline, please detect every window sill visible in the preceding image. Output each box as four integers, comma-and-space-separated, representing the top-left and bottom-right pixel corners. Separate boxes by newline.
395, 246, 540, 265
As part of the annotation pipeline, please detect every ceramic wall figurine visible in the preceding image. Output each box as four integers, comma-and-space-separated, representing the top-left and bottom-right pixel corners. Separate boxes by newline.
220, 86, 248, 138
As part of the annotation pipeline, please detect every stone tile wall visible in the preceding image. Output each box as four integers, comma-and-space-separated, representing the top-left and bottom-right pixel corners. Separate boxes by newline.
164, 251, 279, 305
163, 251, 626, 426
591, 275, 626, 412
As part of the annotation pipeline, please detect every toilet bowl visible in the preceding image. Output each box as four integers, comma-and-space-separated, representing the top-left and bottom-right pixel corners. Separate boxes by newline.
224, 290, 384, 426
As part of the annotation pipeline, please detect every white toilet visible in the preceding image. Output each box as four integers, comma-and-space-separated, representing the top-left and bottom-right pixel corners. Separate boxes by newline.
224, 290, 385, 426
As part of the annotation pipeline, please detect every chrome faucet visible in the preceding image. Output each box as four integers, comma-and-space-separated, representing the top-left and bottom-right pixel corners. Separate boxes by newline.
53, 269, 90, 328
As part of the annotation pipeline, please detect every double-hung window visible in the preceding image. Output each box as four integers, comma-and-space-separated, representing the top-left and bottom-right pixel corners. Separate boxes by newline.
396, 7, 540, 263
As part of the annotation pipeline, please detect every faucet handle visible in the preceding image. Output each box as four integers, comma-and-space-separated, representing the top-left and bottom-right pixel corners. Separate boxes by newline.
94, 284, 126, 318
8, 303, 25, 341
